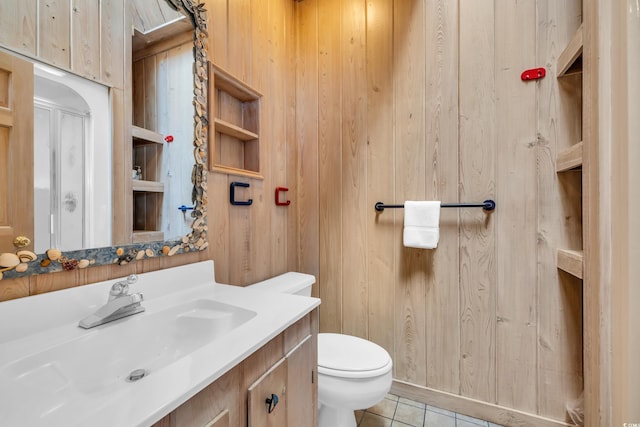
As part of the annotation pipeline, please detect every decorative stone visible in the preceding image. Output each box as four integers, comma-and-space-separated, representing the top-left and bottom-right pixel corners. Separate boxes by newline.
0, 253, 20, 268
16, 250, 37, 263
46, 248, 62, 261
40, 258, 51, 267
12, 236, 31, 248
78, 259, 90, 269
162, 246, 170, 255
116, 247, 125, 256
15, 263, 28, 273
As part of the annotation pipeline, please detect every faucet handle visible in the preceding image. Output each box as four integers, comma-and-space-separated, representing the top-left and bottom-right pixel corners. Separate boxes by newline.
109, 275, 137, 299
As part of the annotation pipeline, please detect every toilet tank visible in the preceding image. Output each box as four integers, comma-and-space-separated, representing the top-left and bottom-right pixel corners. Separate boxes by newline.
247, 272, 316, 296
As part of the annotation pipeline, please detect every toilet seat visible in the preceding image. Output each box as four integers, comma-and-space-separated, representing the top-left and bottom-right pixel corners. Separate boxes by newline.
318, 333, 392, 379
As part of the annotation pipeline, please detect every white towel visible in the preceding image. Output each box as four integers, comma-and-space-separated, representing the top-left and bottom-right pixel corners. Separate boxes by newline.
403, 201, 441, 249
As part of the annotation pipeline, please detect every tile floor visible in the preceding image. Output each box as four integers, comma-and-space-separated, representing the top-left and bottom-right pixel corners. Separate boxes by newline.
355, 394, 504, 427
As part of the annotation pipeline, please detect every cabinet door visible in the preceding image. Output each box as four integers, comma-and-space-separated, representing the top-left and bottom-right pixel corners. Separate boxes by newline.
204, 409, 229, 427
0, 50, 34, 252
248, 357, 288, 427
286, 336, 316, 427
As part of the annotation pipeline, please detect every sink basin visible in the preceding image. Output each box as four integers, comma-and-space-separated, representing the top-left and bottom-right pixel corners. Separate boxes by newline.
0, 261, 319, 427
0, 299, 256, 398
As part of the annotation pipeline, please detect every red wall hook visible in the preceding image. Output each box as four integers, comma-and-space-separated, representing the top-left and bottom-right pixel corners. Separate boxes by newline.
165, 135, 174, 143
275, 187, 290, 206
521, 67, 546, 81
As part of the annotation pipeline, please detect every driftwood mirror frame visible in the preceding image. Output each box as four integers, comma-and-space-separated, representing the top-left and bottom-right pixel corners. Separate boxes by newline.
0, 0, 208, 280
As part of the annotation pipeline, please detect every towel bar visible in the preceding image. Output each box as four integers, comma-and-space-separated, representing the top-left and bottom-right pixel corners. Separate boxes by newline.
374, 200, 496, 212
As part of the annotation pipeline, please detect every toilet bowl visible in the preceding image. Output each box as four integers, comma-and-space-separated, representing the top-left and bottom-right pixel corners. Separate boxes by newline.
248, 273, 393, 427
317, 333, 392, 427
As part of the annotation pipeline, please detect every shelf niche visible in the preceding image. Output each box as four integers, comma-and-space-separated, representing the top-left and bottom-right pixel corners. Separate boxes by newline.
209, 61, 263, 179
131, 125, 165, 243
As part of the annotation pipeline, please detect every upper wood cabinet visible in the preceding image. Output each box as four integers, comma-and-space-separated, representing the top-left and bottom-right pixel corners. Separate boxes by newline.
208, 62, 263, 179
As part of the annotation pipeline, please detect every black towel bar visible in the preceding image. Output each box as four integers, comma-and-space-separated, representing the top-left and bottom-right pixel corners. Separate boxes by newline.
374, 200, 496, 212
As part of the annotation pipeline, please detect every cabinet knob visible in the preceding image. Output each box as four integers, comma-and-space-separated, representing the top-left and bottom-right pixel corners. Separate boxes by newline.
265, 393, 279, 414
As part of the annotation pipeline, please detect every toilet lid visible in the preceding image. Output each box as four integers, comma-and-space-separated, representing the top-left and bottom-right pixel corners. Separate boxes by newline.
318, 333, 392, 375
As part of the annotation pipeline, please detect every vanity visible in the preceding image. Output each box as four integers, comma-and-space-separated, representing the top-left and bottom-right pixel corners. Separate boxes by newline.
0, 261, 320, 427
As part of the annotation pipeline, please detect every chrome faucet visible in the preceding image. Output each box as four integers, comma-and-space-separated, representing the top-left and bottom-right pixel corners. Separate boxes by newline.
78, 275, 145, 329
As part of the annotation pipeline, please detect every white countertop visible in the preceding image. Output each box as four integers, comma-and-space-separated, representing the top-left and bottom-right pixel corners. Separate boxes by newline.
0, 261, 320, 427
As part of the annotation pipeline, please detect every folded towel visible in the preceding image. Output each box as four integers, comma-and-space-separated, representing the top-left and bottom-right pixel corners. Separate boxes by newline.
403, 201, 441, 249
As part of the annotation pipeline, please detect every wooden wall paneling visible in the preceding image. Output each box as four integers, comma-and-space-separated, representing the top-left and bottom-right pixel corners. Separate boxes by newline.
224, 94, 253, 285
317, 0, 342, 334
536, 0, 584, 420
29, 269, 79, 295
582, 0, 601, 423
458, 0, 497, 403
38, 0, 71, 69
207, 63, 230, 284
494, 0, 538, 413
365, 0, 395, 356
144, 56, 158, 131
111, 85, 132, 244
295, 0, 320, 291
227, 175, 253, 286
248, 0, 270, 282
132, 59, 145, 127
206, 0, 228, 67
341, 0, 368, 339
0, 1, 37, 57
266, 0, 288, 277
71, 0, 100, 80
392, 0, 427, 385
100, 0, 125, 87
227, 0, 251, 83
423, 0, 460, 394
0, 277, 30, 301
284, 0, 299, 274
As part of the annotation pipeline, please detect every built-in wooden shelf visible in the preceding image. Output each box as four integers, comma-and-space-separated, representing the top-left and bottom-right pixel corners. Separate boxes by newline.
557, 23, 583, 77
132, 230, 164, 243
557, 248, 584, 279
211, 62, 262, 101
210, 164, 264, 180
556, 141, 583, 172
132, 125, 163, 144
132, 180, 164, 192
209, 61, 262, 176
214, 118, 259, 141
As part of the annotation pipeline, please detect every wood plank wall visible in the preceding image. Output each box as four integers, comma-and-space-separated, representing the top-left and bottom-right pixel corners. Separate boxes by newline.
295, 0, 584, 423
0, 0, 125, 87
204, 0, 298, 286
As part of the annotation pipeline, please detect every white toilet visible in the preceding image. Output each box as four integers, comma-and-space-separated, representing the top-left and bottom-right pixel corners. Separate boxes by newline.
248, 273, 393, 427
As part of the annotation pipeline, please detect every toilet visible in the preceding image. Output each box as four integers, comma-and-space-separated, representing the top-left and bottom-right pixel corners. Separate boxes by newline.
248, 273, 393, 427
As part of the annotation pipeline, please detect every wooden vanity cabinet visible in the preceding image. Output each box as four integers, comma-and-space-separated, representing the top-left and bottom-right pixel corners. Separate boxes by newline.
151, 308, 318, 427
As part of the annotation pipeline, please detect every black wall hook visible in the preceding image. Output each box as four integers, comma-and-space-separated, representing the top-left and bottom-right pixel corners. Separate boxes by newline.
230, 182, 253, 206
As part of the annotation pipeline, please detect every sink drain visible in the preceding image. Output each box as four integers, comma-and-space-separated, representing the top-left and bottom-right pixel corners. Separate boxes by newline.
127, 369, 148, 382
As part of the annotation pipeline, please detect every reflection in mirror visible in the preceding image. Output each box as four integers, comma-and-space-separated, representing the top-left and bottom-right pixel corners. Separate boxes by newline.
33, 64, 111, 253
0, 0, 208, 279
131, 11, 195, 243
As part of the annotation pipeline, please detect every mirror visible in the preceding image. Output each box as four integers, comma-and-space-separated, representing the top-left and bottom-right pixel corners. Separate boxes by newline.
0, 0, 208, 278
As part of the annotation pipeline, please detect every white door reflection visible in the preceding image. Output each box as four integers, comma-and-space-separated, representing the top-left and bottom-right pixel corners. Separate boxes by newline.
33, 65, 111, 253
